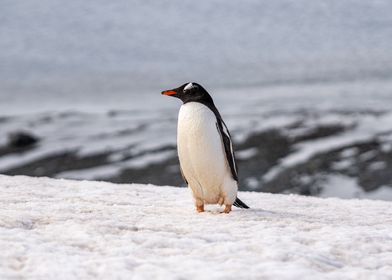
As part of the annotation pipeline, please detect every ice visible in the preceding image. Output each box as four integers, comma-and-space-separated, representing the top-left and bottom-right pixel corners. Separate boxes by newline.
1, 174, 392, 279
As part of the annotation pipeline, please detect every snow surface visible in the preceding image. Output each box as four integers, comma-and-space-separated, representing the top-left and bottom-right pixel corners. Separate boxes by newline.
1, 175, 392, 280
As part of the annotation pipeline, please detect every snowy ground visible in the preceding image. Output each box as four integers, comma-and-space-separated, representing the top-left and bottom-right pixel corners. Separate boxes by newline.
1, 175, 392, 280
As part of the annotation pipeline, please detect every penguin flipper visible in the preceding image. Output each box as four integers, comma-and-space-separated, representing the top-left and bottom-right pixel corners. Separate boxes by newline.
233, 197, 250, 209
215, 121, 238, 181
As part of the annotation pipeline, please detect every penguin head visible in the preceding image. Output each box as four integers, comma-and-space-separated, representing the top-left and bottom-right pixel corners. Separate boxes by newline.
161, 82, 213, 104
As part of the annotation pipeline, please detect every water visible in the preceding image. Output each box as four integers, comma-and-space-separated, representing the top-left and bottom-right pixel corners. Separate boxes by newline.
1, 0, 392, 100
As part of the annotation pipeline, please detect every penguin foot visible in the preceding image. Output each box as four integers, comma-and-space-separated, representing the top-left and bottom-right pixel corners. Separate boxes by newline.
196, 205, 204, 213
223, 205, 232, 214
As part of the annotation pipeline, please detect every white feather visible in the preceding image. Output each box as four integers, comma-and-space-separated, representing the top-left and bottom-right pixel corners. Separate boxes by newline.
177, 102, 237, 206
184, 83, 194, 91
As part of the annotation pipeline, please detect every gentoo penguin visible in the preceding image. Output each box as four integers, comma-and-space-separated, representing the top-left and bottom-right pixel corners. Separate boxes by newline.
162, 82, 249, 213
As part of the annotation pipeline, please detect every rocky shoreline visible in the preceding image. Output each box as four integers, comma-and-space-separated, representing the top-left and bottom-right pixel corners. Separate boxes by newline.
2, 115, 391, 199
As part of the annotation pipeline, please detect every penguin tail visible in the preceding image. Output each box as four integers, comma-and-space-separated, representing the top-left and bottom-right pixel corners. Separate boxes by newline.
233, 197, 250, 209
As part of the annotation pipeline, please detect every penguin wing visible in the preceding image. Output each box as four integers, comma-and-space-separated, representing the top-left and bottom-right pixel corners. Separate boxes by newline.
216, 120, 238, 181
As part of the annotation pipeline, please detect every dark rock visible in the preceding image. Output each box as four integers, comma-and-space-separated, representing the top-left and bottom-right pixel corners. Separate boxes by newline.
236, 130, 292, 190
8, 132, 39, 148
291, 125, 347, 143
3, 151, 111, 177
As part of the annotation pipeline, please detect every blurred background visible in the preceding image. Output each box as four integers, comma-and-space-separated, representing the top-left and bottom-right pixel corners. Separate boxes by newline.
1, 0, 392, 200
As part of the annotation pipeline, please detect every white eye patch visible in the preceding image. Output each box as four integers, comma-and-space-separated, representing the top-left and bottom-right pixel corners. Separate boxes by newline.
184, 83, 196, 91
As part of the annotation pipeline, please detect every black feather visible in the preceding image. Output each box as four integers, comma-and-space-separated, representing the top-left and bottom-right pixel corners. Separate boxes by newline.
215, 121, 238, 181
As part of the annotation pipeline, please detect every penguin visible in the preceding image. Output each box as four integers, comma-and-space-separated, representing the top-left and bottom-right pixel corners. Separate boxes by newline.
161, 82, 249, 213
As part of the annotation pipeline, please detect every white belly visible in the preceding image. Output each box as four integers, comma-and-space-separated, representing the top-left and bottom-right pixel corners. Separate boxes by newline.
177, 102, 237, 205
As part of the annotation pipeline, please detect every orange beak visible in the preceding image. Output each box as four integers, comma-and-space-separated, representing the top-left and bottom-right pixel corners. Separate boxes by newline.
161, 90, 177, 96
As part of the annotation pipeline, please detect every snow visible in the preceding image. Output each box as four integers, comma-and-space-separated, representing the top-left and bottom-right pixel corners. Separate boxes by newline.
236, 148, 259, 160
1, 175, 392, 279
331, 160, 352, 171
319, 175, 392, 201
340, 148, 359, 158
368, 161, 387, 171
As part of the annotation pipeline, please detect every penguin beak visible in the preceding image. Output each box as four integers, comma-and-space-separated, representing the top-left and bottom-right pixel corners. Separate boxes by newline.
161, 89, 177, 96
